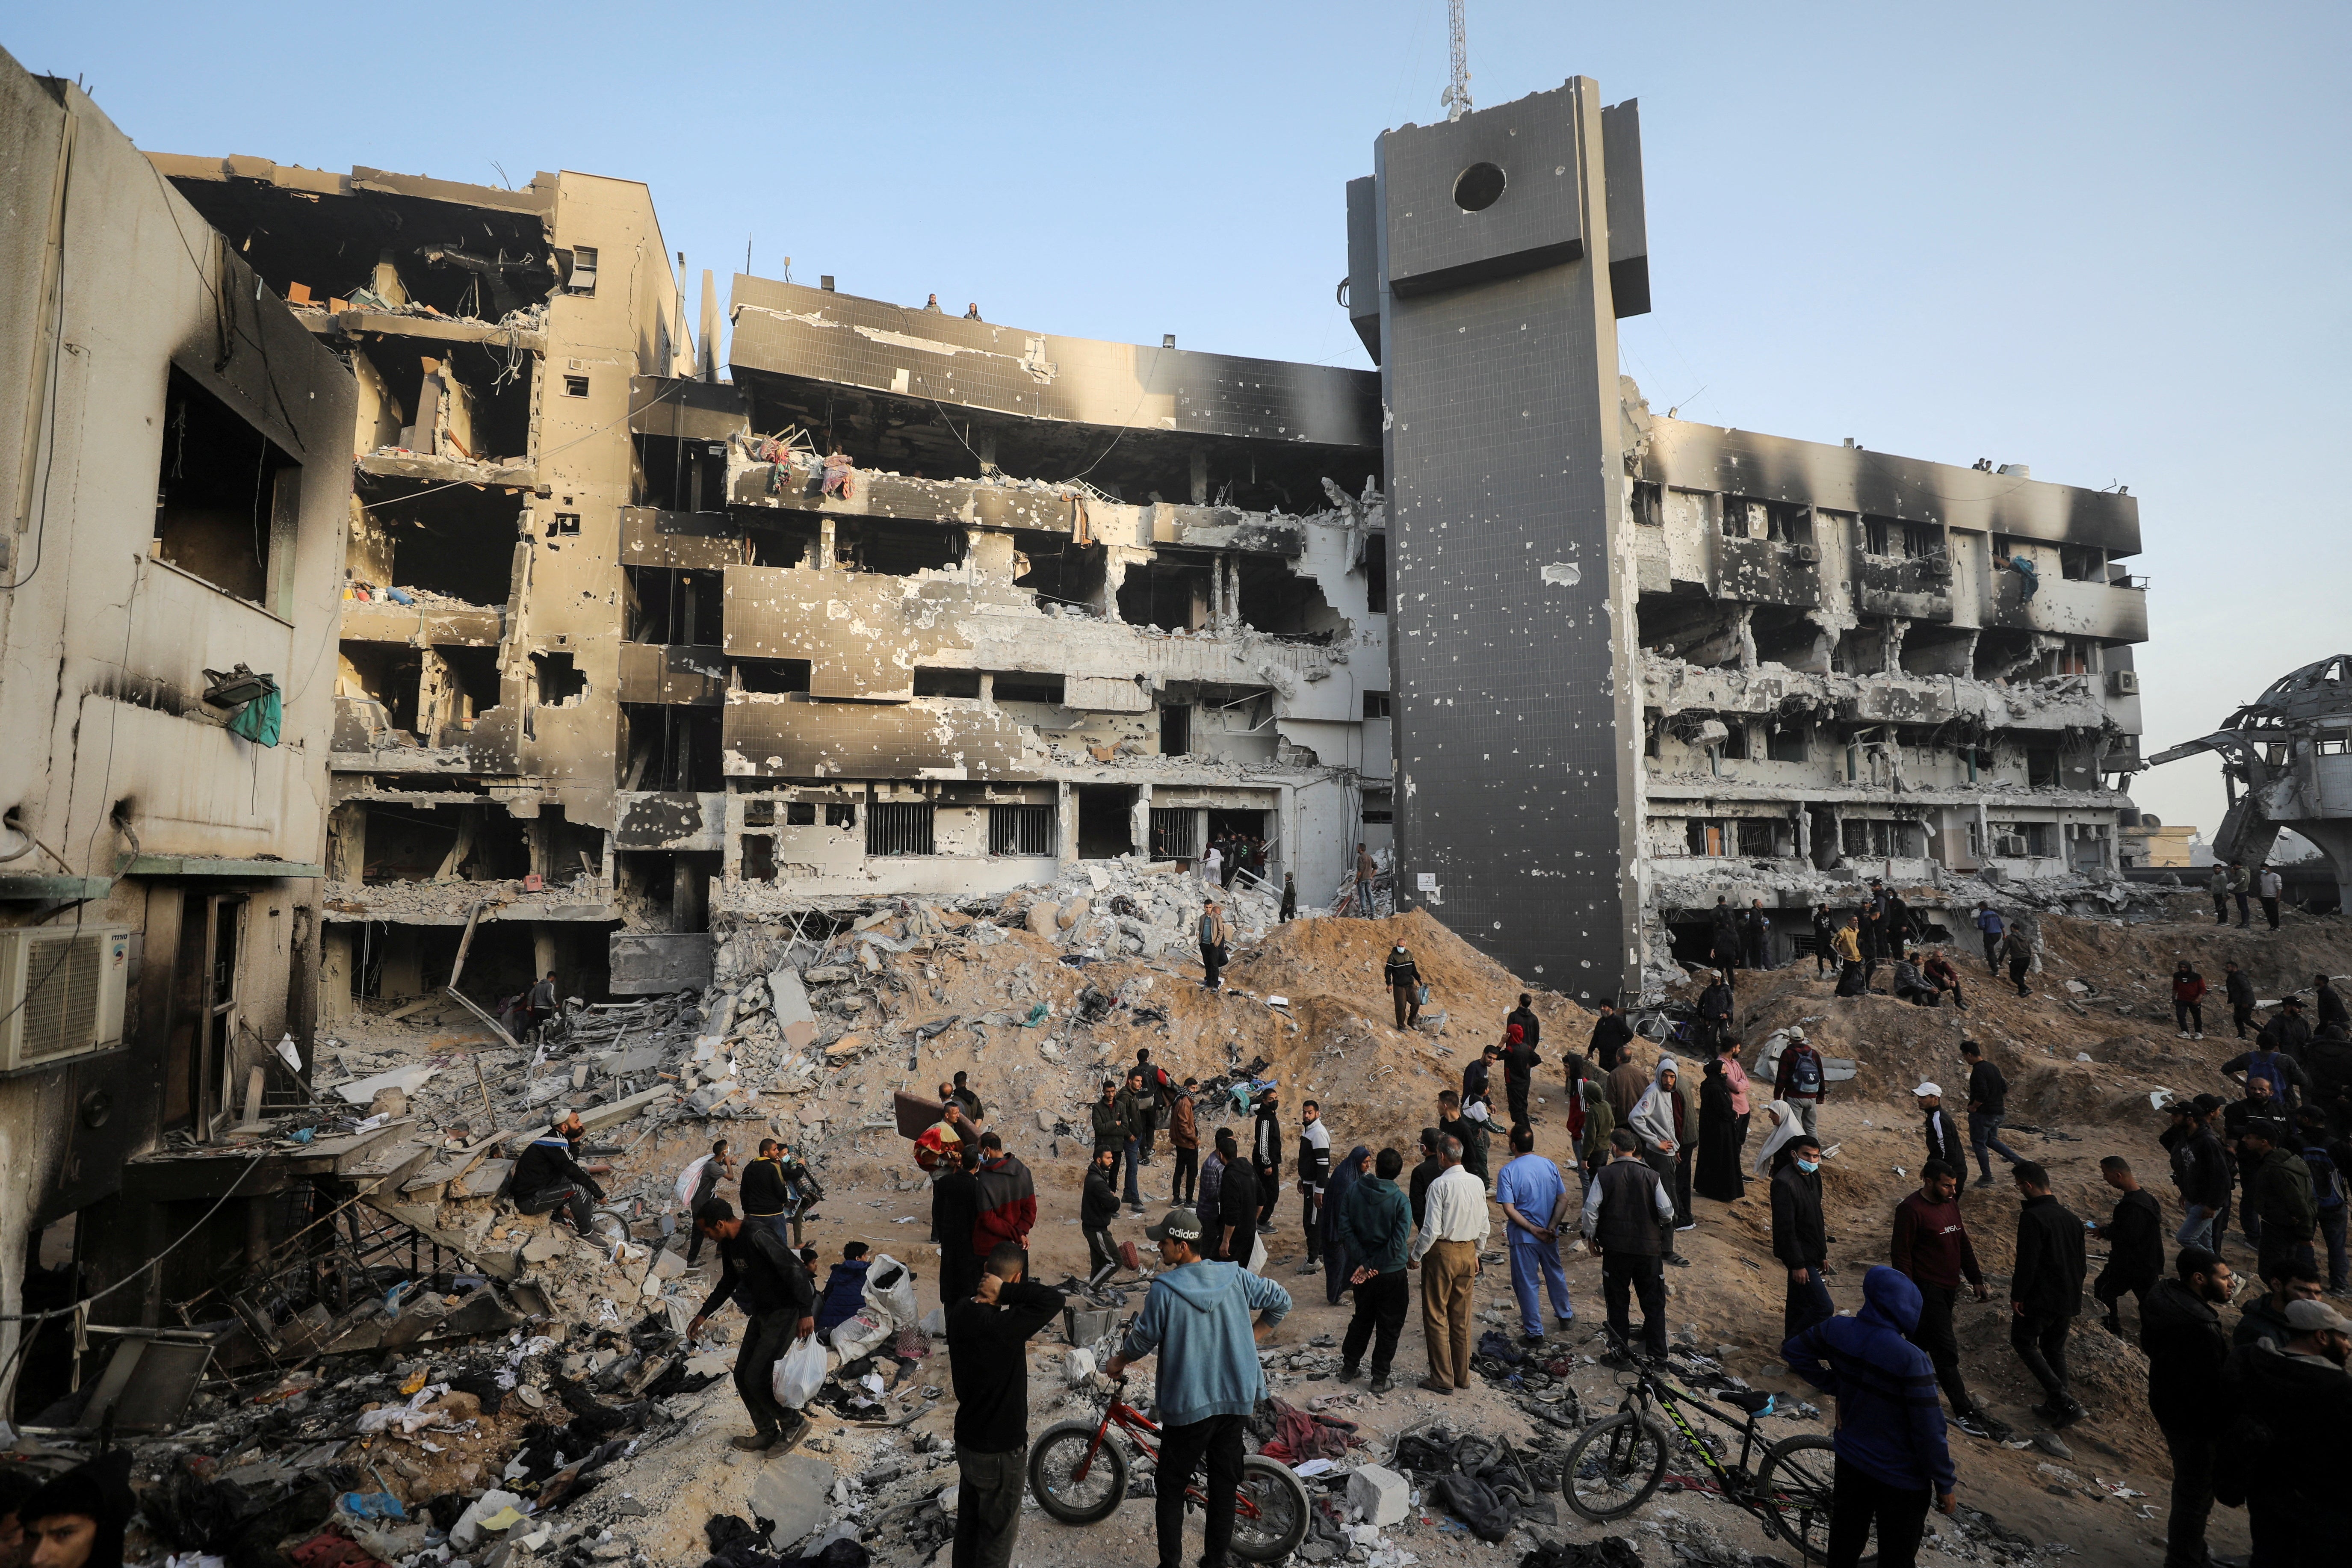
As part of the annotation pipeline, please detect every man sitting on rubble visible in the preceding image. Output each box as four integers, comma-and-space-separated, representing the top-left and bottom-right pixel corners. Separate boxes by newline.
513, 1109, 605, 1236
690, 1198, 817, 1453
1922, 949, 1968, 1011
1891, 950, 1940, 1007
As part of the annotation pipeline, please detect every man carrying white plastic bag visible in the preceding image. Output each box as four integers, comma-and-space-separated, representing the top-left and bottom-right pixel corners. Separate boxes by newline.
690, 1197, 818, 1451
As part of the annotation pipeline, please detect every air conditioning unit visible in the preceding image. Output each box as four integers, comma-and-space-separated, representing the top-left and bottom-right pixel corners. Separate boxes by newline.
1994, 834, 2030, 858
1789, 543, 1821, 563
2108, 669, 2140, 696
0, 926, 130, 1072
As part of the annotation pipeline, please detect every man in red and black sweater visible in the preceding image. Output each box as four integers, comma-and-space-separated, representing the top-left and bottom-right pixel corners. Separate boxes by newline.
971, 1132, 1036, 1274
1891, 1160, 2002, 1441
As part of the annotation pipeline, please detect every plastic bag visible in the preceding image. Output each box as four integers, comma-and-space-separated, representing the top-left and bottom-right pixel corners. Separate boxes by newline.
831, 1308, 893, 1361
674, 1155, 713, 1212
1246, 1234, 1268, 1275
864, 1255, 919, 1326
773, 1334, 827, 1410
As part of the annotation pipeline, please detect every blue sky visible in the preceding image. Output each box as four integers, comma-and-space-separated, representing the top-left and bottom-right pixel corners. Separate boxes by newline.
12, 1, 2346, 836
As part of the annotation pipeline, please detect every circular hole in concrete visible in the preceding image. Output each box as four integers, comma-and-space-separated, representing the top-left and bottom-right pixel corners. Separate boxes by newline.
1454, 162, 1506, 212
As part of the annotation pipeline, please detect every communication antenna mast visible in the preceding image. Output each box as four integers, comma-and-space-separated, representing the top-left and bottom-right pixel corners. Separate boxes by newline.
1441, 0, 1471, 121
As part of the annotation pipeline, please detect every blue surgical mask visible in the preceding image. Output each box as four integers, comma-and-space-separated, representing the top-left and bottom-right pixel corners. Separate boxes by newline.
1795, 1158, 1820, 1175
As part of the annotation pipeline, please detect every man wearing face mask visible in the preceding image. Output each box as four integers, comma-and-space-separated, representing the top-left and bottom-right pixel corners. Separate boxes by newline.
1772, 1134, 1833, 1339
2139, 1247, 2236, 1568
2218, 1296, 2352, 1566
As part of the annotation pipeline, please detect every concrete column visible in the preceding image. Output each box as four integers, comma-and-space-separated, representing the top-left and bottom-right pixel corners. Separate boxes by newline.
1277, 785, 1300, 891
1056, 781, 1077, 865
1793, 806, 1810, 863
533, 924, 561, 991
818, 518, 836, 572
1131, 784, 1153, 861
1209, 555, 1224, 630
319, 926, 356, 1022
1190, 450, 1209, 505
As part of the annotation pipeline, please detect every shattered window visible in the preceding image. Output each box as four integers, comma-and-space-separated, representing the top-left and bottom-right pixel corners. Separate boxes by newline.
1766, 722, 1808, 762
1363, 692, 1392, 719
1901, 522, 1941, 561
785, 802, 816, 826
825, 803, 857, 829
1737, 820, 1778, 856
153, 366, 300, 614
1862, 517, 1893, 557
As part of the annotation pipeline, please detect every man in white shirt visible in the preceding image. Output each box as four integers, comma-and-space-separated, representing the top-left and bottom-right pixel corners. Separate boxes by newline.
2257, 865, 2284, 930
1409, 1134, 1492, 1393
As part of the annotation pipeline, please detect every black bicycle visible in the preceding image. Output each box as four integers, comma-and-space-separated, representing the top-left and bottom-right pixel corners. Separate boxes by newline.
1562, 1331, 1840, 1564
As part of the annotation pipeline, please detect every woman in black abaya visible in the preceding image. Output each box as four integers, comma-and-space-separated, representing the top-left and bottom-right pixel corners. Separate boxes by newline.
1694, 1056, 1747, 1203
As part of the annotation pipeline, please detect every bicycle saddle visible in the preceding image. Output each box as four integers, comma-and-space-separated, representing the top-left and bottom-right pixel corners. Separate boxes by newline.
1716, 1389, 1776, 1416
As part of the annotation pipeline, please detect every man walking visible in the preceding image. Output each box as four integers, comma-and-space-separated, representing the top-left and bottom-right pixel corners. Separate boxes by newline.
679, 1138, 735, 1267
1337, 1147, 1411, 1394
1583, 1129, 1675, 1364
1409, 1134, 1490, 1393
2008, 1161, 2088, 1425
1998, 925, 2033, 998
1782, 1267, 1958, 1568
689, 1198, 817, 1452
1973, 902, 2005, 976
947, 1244, 1065, 1568
933, 1145, 983, 1308
1588, 1000, 1634, 1073
1891, 1162, 1998, 1441
1774, 1134, 1834, 1340
2090, 1156, 2164, 1335
2225, 960, 2258, 1040
1495, 1122, 1575, 1344
1104, 1211, 1293, 1568
1960, 1041, 2021, 1188
2140, 1247, 2235, 1568
1776, 1029, 1828, 1137
1296, 1100, 1330, 1271
1252, 1087, 1283, 1231
1913, 1083, 1966, 1198
1384, 942, 1423, 1030
1199, 899, 1229, 990
1168, 1078, 1201, 1205
2243, 1121, 2318, 1285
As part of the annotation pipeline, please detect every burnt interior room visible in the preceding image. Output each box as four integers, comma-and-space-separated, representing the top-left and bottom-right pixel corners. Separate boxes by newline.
833, 517, 963, 576
626, 566, 724, 645
733, 658, 812, 694
624, 706, 724, 791
360, 338, 535, 462
732, 371, 1381, 506
742, 514, 818, 568
617, 851, 719, 931
1749, 607, 1826, 667
1235, 556, 1341, 640
359, 803, 531, 883
634, 433, 732, 514
1009, 529, 1106, 608
423, 644, 503, 738
1116, 555, 1210, 631
160, 177, 559, 318
341, 642, 423, 732
1075, 785, 1135, 859
153, 366, 296, 606
358, 483, 523, 602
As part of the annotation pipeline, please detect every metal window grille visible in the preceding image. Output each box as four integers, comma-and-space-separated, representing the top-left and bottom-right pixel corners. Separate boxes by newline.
1149, 808, 1200, 861
866, 803, 934, 856
988, 805, 1052, 857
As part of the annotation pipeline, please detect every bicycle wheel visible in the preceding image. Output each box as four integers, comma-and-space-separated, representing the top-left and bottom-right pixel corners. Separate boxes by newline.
1560, 1411, 1669, 1521
1229, 1455, 1311, 1561
1755, 1434, 1841, 1565
1633, 1012, 1671, 1044
1028, 1420, 1129, 1524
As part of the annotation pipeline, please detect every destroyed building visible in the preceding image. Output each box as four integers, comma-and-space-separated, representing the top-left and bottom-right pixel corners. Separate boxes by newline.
1345, 77, 2151, 989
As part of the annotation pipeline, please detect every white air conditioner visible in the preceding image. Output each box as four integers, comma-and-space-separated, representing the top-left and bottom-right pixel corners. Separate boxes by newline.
0, 926, 130, 1072
1994, 834, 2030, 858
2108, 669, 2140, 696
1789, 543, 1821, 563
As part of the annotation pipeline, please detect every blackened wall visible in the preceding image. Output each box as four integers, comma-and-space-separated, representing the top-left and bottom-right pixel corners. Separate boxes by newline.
1368, 77, 1646, 998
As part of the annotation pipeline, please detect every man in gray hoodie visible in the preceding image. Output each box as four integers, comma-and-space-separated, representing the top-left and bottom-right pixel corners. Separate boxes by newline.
1106, 1208, 1293, 1568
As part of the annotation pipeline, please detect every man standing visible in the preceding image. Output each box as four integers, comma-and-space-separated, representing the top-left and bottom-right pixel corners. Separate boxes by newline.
1708, 895, 1742, 976
2257, 863, 2284, 930
690, 1198, 817, 1452
1252, 1087, 1283, 1231
1168, 1078, 1201, 1205
1091, 1078, 1132, 1186
1494, 1122, 1574, 1344
2228, 861, 2253, 927
2318, 972, 2351, 1034
1199, 899, 1229, 990
1773, 1134, 1834, 1340
2090, 1157, 2165, 1335
527, 969, 562, 1042
1409, 1135, 1490, 1393
972, 1133, 1035, 1272
947, 1244, 1065, 1568
1462, 1046, 1497, 1116
2219, 1296, 2352, 1566
1501, 1021, 1540, 1128
1693, 970, 1735, 1055
1775, 1029, 1827, 1138
1338, 1148, 1412, 1394
1913, 1083, 1966, 1198
1781, 1267, 1958, 1568
1104, 1211, 1293, 1568
1436, 1090, 1489, 1189
947, 1071, 986, 1126
1630, 1058, 1698, 1240
2170, 1096, 2232, 1252
2224, 1077, 2290, 1252
1082, 1146, 1122, 1284
1973, 902, 2006, 976
2243, 1122, 2318, 1285
2294, 1106, 2349, 1293
2208, 863, 2231, 926
1295, 1100, 1330, 1271
1384, 942, 1423, 1030
1583, 1129, 1675, 1364
1508, 992, 1543, 1060
1117, 1069, 1153, 1214
1960, 1041, 2021, 1188
1891, 1162, 1998, 1440
2225, 960, 2259, 1040
933, 1145, 983, 1308
1588, 1001, 1634, 1074
1743, 899, 1772, 971
679, 1138, 735, 1267
1407, 1128, 1443, 1231
1831, 914, 1866, 997
2140, 1247, 2236, 1568
2008, 1161, 2088, 1425
1134, 1048, 1169, 1163
1604, 1051, 1650, 1129
2232, 1259, 2323, 1350
1354, 842, 1377, 916
1213, 1129, 1259, 1266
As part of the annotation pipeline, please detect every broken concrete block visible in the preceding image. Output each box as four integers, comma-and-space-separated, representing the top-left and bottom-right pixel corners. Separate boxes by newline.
1347, 1465, 1410, 1527
1026, 903, 1058, 939
522, 1233, 567, 1264
750, 1453, 835, 1548
771, 966, 818, 1049
823, 1034, 863, 1058
804, 966, 853, 985
1064, 1347, 1096, 1383
647, 1248, 687, 1282
1057, 897, 1091, 931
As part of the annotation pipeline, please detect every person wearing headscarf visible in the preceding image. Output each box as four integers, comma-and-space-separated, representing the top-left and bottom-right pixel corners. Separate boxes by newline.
17, 1450, 133, 1568
1695, 1057, 1747, 1203
1322, 1145, 1372, 1305
1753, 1099, 1806, 1179
1629, 1057, 1698, 1244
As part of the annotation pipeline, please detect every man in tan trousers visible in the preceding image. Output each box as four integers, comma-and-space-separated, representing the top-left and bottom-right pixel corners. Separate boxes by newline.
1409, 1134, 1492, 1392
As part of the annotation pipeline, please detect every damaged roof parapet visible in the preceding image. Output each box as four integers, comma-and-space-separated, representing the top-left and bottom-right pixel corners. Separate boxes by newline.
1640, 650, 2114, 734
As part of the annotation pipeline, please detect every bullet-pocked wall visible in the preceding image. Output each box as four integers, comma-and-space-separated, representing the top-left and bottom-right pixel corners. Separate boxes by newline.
1360, 78, 1651, 998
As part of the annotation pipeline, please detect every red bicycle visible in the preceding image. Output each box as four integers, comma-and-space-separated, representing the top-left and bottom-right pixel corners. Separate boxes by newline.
1026, 1378, 1311, 1560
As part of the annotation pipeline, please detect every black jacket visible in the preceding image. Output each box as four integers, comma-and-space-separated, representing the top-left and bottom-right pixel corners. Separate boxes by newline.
697, 1218, 815, 1320
2010, 1193, 2086, 1319
1091, 1097, 1131, 1151
1507, 1006, 1542, 1054
946, 1279, 1066, 1454
2097, 1189, 2165, 1290
2218, 1339, 2352, 1513
1770, 1163, 1826, 1270
1253, 1105, 1283, 1173
2259, 1012, 2314, 1060
2140, 1276, 2230, 1427
1965, 1060, 2007, 1118
2226, 970, 2257, 1009
1695, 983, 1734, 1030
2319, 983, 2351, 1033
1462, 1059, 1492, 1107
2176, 1123, 2234, 1208
513, 1135, 604, 1205
739, 1155, 789, 1216
1081, 1164, 1120, 1231
1215, 1159, 1260, 1246
1409, 1155, 1442, 1228
1588, 1013, 1634, 1072
1921, 1108, 1965, 1182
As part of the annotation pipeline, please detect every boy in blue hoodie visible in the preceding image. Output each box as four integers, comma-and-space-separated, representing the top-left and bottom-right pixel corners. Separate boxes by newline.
1106, 1208, 1292, 1568
814, 1242, 872, 1339
1782, 1265, 1957, 1568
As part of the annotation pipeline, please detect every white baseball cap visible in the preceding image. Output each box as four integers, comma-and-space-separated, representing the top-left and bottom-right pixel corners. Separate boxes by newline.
1912, 1082, 1942, 1098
